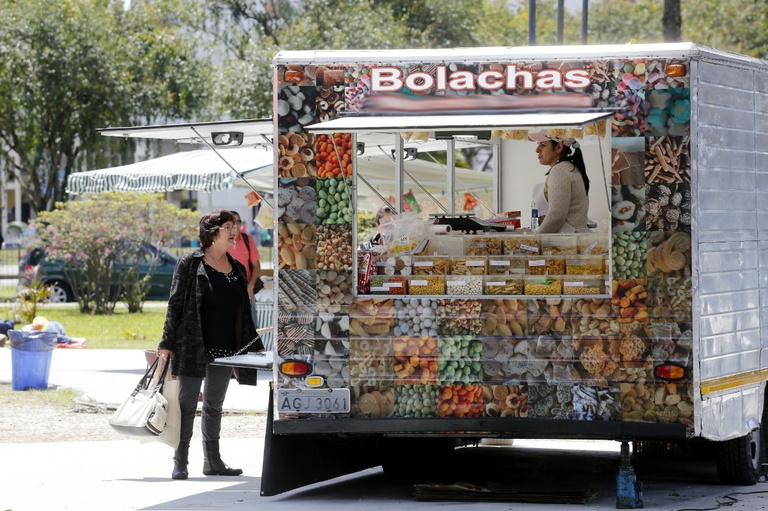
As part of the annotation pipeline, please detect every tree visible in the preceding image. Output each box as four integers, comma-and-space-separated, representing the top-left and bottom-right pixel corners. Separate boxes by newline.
31, 192, 198, 315
0, 0, 211, 215
663, 0, 681, 42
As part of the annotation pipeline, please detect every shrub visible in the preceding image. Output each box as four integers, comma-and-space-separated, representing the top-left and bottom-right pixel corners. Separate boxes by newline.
31, 192, 198, 314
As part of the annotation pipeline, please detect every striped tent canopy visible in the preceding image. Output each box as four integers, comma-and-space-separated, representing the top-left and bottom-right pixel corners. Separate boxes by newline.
66, 147, 272, 195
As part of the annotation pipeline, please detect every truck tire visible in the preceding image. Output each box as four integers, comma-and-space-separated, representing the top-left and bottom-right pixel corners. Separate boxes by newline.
47, 281, 74, 303
716, 426, 764, 485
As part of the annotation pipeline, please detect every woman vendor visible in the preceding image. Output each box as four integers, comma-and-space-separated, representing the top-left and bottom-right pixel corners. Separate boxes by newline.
529, 131, 592, 233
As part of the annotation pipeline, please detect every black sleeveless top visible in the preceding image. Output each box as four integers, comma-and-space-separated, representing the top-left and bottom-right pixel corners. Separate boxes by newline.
200, 261, 241, 358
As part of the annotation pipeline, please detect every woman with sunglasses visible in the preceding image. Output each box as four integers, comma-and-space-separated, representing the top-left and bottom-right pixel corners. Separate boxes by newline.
156, 209, 263, 480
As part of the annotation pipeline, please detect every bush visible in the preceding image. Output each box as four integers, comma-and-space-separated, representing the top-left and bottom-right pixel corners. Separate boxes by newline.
30, 192, 198, 314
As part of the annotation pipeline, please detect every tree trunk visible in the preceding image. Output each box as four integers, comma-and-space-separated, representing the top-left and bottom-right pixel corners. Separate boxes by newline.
662, 0, 682, 42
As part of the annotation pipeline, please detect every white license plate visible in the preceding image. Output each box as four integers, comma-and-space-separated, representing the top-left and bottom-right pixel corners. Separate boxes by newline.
277, 389, 351, 413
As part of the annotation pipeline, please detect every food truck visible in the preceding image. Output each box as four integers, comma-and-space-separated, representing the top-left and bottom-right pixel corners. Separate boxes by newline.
263, 42, 768, 500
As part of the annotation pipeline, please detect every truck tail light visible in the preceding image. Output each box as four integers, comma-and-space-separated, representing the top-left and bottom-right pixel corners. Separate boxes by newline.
22, 265, 36, 281
654, 363, 687, 381
280, 360, 311, 376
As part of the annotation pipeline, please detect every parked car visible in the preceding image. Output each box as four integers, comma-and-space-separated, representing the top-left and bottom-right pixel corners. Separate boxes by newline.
18, 246, 178, 303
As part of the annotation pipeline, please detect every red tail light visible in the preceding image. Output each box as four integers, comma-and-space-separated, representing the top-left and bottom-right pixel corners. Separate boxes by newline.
23, 265, 36, 280
655, 363, 687, 381
279, 360, 312, 376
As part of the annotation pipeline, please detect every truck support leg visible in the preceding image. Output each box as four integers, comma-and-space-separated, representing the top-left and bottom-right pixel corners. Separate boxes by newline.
616, 441, 643, 509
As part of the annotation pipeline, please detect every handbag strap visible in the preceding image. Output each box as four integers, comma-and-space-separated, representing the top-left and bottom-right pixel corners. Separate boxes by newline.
132, 357, 172, 397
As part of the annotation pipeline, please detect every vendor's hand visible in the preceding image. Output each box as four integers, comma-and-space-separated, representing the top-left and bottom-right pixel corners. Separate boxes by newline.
156, 349, 172, 361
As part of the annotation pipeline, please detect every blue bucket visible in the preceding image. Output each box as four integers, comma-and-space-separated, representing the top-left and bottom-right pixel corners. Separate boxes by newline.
9, 331, 58, 391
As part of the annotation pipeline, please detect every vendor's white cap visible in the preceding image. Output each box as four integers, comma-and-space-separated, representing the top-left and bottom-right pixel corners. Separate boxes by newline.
528, 130, 577, 147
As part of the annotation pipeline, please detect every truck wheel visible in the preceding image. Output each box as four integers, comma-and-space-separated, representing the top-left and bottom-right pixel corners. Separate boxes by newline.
716, 426, 764, 485
380, 437, 456, 478
47, 281, 74, 303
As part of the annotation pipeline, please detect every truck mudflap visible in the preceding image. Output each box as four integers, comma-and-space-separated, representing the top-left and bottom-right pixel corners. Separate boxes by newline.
261, 387, 381, 496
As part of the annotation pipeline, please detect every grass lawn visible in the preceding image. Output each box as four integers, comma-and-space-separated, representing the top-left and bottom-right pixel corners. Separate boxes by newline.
0, 303, 167, 350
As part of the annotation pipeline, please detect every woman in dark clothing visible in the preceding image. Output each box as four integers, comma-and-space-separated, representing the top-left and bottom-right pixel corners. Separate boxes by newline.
157, 209, 263, 480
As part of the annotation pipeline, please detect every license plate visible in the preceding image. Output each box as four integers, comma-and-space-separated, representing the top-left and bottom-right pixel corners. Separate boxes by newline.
277, 389, 351, 414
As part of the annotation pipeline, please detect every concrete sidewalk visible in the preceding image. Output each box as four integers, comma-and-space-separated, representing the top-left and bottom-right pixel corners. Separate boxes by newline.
0, 347, 274, 511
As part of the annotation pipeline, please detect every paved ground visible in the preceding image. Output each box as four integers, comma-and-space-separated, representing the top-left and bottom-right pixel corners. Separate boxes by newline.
3, 348, 768, 511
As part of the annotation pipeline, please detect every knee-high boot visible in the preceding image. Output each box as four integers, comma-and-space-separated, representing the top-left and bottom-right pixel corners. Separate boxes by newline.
172, 441, 190, 480
202, 440, 242, 476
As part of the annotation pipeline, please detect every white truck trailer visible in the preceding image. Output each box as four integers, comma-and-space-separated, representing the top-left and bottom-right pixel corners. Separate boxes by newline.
255, 42, 768, 502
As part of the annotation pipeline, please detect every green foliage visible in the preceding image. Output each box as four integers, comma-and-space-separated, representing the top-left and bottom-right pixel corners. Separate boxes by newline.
15, 278, 51, 324
31, 193, 198, 315
0, 0, 212, 215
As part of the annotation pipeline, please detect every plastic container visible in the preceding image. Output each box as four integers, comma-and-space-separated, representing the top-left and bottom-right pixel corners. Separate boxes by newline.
369, 275, 408, 295
408, 275, 446, 295
484, 275, 524, 295
566, 255, 605, 275
540, 234, 578, 255
375, 255, 412, 276
445, 275, 484, 295
562, 276, 604, 295
526, 255, 565, 275
524, 275, 563, 295
450, 256, 487, 275
10, 330, 58, 391
488, 256, 526, 275
502, 234, 540, 255
412, 255, 450, 275
464, 235, 503, 256
577, 233, 610, 255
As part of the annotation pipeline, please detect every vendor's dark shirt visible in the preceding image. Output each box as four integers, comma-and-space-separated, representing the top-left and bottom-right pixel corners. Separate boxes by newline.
201, 262, 240, 356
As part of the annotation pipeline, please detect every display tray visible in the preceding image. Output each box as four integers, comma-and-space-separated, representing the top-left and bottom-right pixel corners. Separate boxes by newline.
211, 351, 273, 369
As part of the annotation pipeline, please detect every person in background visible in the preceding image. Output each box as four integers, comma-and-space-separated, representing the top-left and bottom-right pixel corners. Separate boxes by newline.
156, 210, 263, 480
529, 131, 591, 233
360, 205, 395, 251
227, 211, 262, 299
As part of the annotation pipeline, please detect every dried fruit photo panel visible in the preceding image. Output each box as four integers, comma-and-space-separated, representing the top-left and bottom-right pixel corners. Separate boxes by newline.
316, 225, 353, 271
350, 386, 395, 418
278, 223, 316, 270
611, 137, 646, 185
645, 136, 690, 184
436, 299, 483, 335
525, 335, 575, 386
527, 298, 573, 336
349, 337, 394, 387
611, 232, 647, 280
277, 132, 317, 178
277, 312, 315, 356
394, 384, 439, 417
646, 231, 691, 278
648, 275, 693, 322
480, 298, 527, 337
438, 336, 483, 385
315, 133, 353, 178
393, 297, 438, 337
645, 183, 691, 232
277, 85, 317, 132
483, 384, 529, 417
611, 279, 649, 325
573, 385, 621, 421
317, 177, 353, 225
644, 87, 690, 137
393, 336, 439, 384
438, 385, 484, 417
277, 178, 317, 224
349, 298, 394, 338
482, 337, 529, 384
277, 269, 316, 314
611, 184, 646, 232
316, 269, 353, 313
528, 383, 573, 419
277, 64, 318, 87
311, 354, 349, 389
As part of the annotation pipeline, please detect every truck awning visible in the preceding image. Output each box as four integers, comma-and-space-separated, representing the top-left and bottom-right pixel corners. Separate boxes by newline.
306, 111, 613, 134
98, 118, 273, 147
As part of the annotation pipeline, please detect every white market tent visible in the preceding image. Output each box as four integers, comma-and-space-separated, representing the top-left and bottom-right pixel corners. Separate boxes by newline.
66, 118, 494, 212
